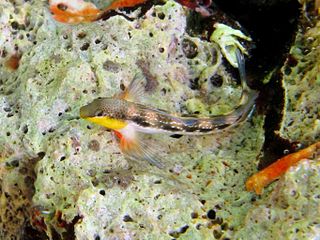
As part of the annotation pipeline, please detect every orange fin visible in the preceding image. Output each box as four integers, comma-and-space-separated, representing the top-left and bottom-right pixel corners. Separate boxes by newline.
246, 141, 320, 195
114, 129, 164, 168
116, 74, 145, 101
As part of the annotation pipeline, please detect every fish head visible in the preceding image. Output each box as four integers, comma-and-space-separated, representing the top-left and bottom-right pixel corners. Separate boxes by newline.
80, 98, 128, 130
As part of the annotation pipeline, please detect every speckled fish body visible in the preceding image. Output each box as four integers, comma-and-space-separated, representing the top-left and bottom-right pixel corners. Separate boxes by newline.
80, 50, 257, 167
80, 93, 255, 136
80, 49, 257, 136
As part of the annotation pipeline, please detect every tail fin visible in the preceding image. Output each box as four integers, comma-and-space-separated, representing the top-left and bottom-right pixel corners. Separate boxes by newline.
231, 49, 258, 124
181, 49, 258, 133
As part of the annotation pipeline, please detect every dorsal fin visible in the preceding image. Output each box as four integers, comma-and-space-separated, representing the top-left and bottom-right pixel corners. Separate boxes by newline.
116, 74, 145, 102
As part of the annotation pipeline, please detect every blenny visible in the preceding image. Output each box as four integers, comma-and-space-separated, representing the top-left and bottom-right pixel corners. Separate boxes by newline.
80, 50, 258, 167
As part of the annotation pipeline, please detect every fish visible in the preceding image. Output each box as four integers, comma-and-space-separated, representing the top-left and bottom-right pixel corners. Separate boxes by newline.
80, 49, 258, 168
49, 0, 147, 24
49, 0, 212, 24
49, 0, 102, 24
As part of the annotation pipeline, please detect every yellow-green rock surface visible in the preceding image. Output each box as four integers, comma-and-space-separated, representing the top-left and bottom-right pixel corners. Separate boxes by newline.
0, 0, 319, 239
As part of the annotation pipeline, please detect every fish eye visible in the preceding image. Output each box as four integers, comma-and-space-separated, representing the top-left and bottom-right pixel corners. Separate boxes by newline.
95, 110, 103, 116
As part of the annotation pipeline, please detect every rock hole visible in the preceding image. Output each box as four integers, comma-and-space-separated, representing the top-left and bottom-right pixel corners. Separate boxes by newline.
22, 125, 28, 134
189, 77, 199, 90
3, 107, 11, 112
80, 43, 90, 51
182, 39, 198, 59
158, 12, 165, 19
152, 177, 163, 184
77, 32, 87, 39
179, 225, 189, 233
123, 215, 134, 222
48, 127, 56, 133
210, 75, 223, 87
191, 212, 198, 218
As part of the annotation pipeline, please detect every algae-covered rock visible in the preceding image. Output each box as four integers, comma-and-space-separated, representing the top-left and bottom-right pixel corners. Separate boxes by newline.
236, 157, 320, 239
0, 1, 266, 239
236, 4, 320, 240
279, 12, 320, 145
3, 0, 319, 239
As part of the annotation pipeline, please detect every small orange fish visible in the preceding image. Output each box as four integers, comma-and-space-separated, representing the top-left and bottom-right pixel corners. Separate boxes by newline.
49, 0, 213, 24
49, 0, 101, 23
49, 0, 146, 24
246, 141, 320, 195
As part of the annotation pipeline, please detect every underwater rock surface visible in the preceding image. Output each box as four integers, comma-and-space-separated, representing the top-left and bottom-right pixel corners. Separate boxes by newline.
0, 0, 318, 239
236, 158, 320, 239
279, 14, 320, 145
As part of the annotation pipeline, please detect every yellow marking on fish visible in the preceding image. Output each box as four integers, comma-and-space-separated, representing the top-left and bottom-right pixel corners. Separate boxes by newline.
84, 117, 127, 130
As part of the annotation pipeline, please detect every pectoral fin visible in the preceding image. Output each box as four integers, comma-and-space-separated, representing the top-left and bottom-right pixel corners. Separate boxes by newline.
114, 127, 164, 168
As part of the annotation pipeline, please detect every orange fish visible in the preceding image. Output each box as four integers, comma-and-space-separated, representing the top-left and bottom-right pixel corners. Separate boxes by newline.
246, 141, 320, 195
49, 0, 213, 24
49, 0, 147, 24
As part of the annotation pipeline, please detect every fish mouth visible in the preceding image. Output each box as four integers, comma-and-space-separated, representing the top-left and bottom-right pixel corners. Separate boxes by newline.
79, 106, 89, 118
